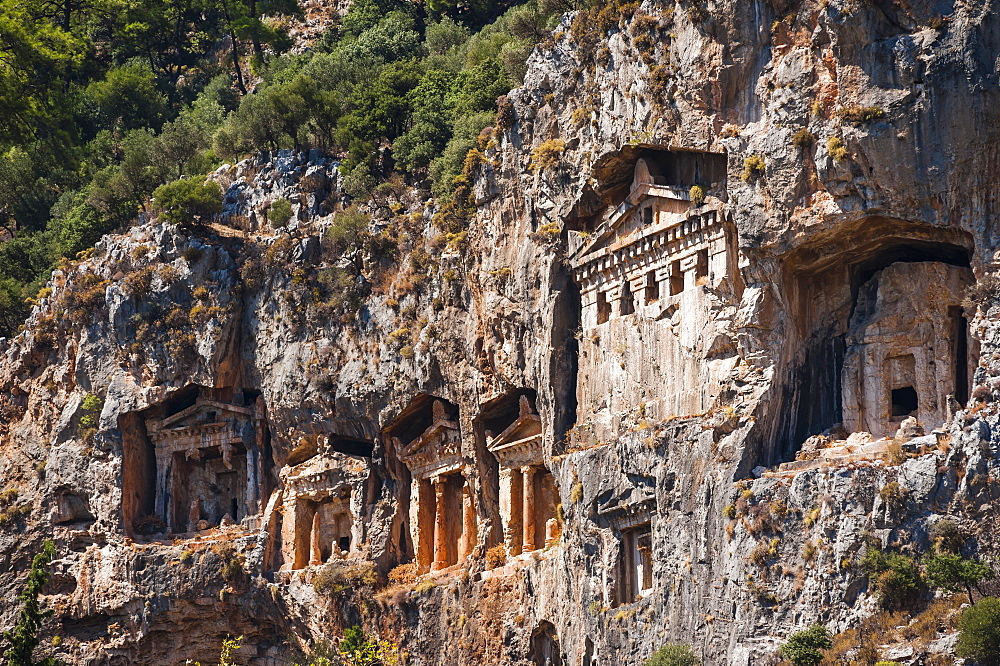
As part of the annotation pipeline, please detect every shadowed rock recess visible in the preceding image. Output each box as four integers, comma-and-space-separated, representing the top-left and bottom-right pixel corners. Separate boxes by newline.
4, 1, 1000, 664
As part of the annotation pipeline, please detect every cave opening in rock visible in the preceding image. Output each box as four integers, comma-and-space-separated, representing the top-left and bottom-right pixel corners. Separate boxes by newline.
529, 621, 563, 666
327, 434, 375, 458
773, 223, 977, 465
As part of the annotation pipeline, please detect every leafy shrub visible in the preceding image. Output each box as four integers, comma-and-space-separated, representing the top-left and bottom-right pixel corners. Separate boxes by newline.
486, 544, 507, 569
861, 549, 924, 609
957, 597, 1000, 663
152, 177, 223, 227
645, 643, 700, 666
529, 139, 565, 171
313, 562, 377, 595
741, 154, 765, 182
780, 625, 831, 666
3, 540, 57, 665
337, 626, 399, 666
964, 275, 1000, 311
387, 563, 416, 586
792, 128, 815, 148
827, 136, 849, 161
80, 393, 104, 428
267, 198, 294, 228
925, 553, 993, 604
689, 184, 705, 206
930, 519, 966, 554
182, 246, 204, 263
837, 106, 886, 124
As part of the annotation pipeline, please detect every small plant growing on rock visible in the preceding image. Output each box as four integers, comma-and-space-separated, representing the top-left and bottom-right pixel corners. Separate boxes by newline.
837, 105, 886, 124
792, 128, 816, 148
485, 544, 507, 569
780, 625, 831, 666
645, 642, 700, 665
741, 154, 765, 182
80, 393, 103, 428
267, 198, 294, 228
3, 540, 58, 666
930, 519, 966, 554
827, 136, 849, 161
529, 139, 566, 171
531, 222, 562, 244
689, 184, 705, 206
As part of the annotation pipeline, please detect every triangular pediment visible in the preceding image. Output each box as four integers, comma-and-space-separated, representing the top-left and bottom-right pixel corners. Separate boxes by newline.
151, 399, 252, 432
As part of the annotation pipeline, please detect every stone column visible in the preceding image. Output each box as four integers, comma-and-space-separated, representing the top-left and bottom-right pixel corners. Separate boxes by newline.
431, 476, 449, 571
521, 466, 536, 553
309, 510, 323, 566
460, 476, 476, 561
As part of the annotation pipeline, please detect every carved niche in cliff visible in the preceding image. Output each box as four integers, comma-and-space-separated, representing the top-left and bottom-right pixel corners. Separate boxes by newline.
842, 261, 974, 438
775, 224, 978, 459
390, 396, 476, 574
566, 146, 740, 425
280, 458, 356, 570
484, 394, 559, 559
121, 386, 270, 537
595, 482, 656, 606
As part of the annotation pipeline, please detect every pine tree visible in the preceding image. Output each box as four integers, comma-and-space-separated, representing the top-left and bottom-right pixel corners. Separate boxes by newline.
3, 540, 60, 666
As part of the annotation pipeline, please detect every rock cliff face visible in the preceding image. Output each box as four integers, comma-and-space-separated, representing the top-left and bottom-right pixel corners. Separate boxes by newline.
3, 1, 1000, 664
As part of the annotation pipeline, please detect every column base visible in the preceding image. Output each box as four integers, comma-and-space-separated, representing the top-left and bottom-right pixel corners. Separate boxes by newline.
431, 560, 449, 572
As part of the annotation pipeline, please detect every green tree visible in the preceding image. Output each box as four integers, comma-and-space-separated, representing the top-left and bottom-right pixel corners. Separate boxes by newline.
925, 553, 993, 604
85, 62, 168, 131
957, 597, 1000, 664
860, 548, 925, 609
645, 643, 700, 666
780, 625, 832, 666
152, 177, 223, 227
338, 626, 398, 666
3, 540, 60, 666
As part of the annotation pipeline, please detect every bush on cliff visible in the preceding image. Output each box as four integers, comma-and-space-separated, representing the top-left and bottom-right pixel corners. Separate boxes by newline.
152, 177, 223, 227
957, 597, 1000, 663
2, 540, 59, 666
780, 625, 831, 666
645, 643, 700, 666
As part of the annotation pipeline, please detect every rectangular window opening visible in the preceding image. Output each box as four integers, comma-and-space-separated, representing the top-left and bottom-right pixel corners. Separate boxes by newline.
891, 386, 918, 419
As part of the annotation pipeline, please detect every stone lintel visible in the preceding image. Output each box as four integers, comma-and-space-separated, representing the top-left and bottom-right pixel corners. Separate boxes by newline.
488, 433, 544, 470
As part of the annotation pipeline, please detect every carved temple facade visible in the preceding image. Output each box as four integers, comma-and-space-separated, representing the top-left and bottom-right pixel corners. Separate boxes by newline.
139, 389, 268, 534
569, 149, 739, 429
486, 395, 559, 557
395, 399, 477, 573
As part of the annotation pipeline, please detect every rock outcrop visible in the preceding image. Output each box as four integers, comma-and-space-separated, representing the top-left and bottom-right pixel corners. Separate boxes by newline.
3, 1, 1000, 664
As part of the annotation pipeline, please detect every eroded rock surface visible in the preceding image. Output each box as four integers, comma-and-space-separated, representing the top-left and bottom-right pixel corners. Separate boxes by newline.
3, 1, 1000, 664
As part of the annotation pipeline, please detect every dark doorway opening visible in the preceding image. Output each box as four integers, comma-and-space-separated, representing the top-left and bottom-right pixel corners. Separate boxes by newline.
891, 386, 918, 418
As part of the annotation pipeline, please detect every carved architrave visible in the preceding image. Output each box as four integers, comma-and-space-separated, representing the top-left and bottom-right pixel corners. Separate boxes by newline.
146, 399, 253, 456
397, 418, 462, 480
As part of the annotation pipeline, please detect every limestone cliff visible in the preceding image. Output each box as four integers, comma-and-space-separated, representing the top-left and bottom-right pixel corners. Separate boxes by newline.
3, 1, 1000, 664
